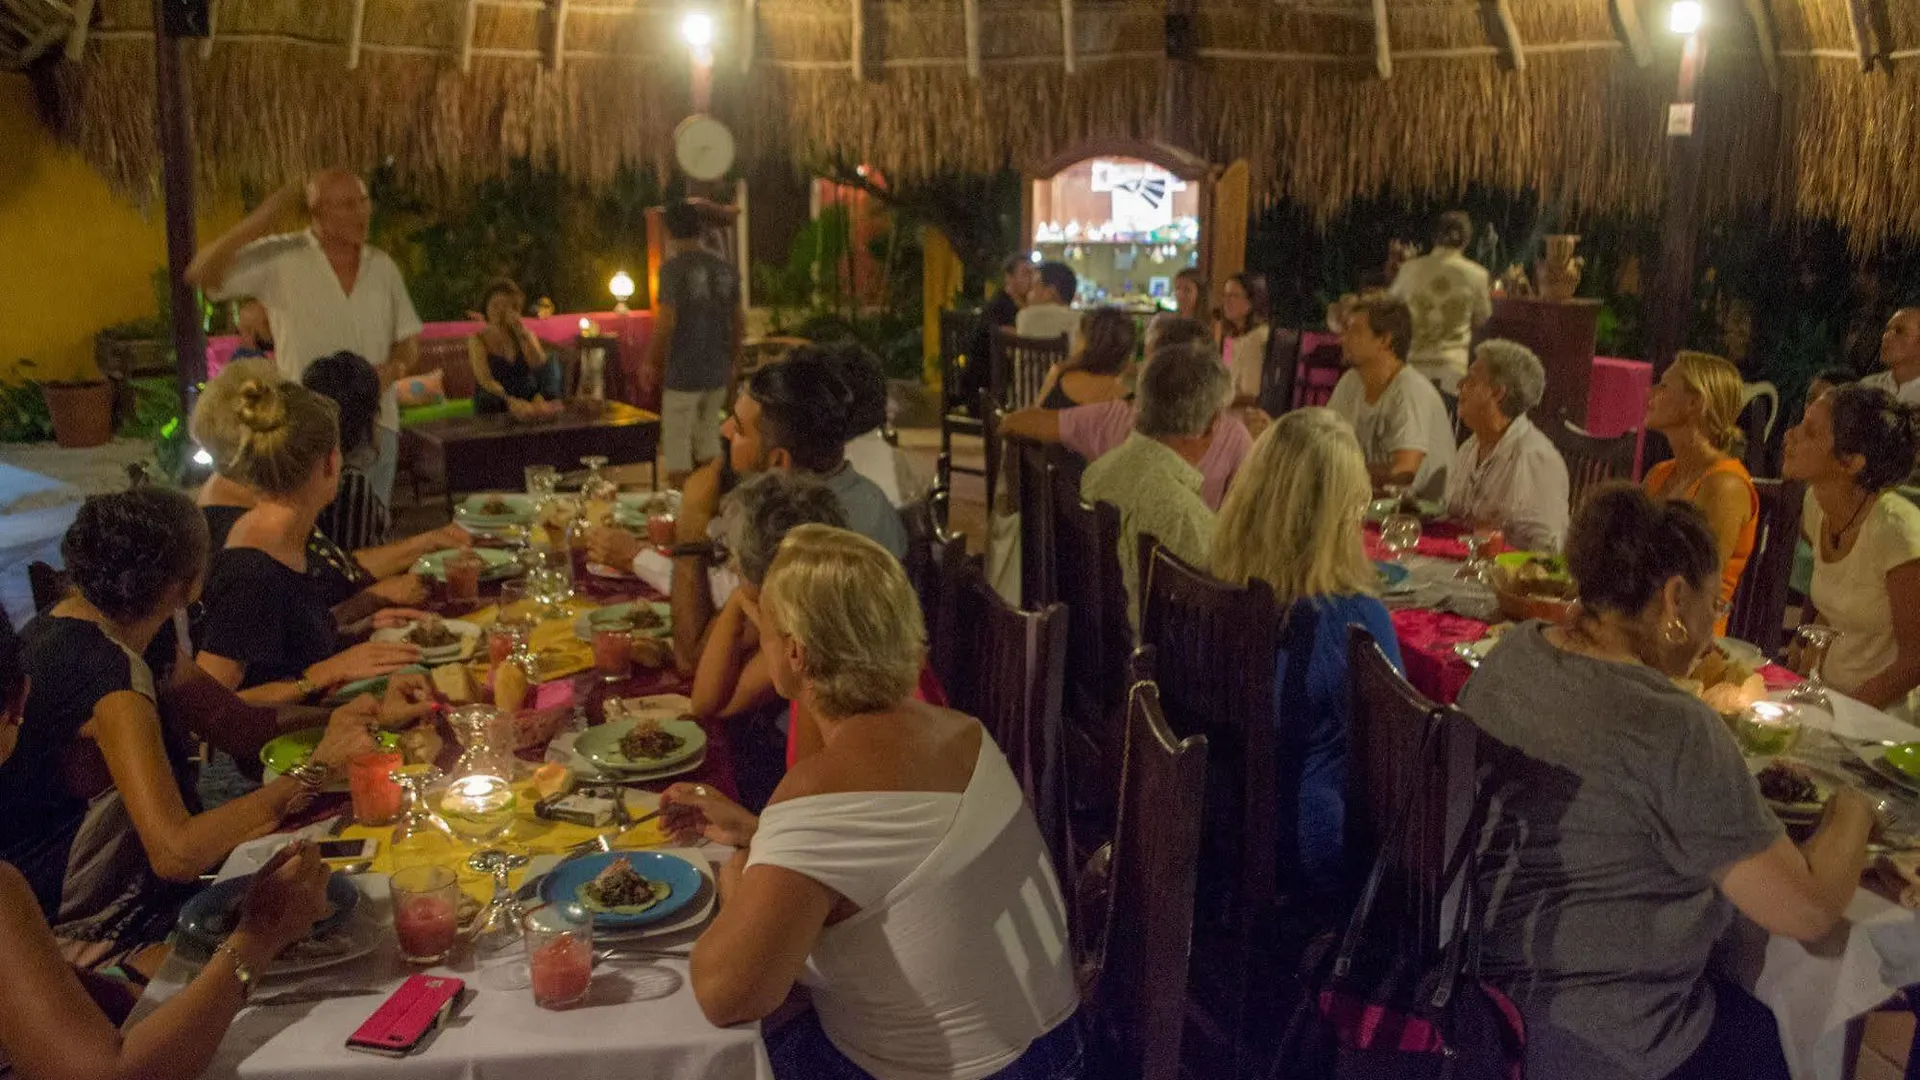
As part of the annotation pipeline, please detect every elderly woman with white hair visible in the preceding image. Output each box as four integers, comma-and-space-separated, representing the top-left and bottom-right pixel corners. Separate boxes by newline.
1444, 338, 1572, 552
660, 526, 1082, 1080
1211, 408, 1404, 893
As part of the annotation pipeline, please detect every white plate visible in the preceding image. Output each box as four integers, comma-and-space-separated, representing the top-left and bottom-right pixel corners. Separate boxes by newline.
1717, 637, 1766, 668
371, 619, 480, 665
259, 912, 380, 978
576, 749, 708, 784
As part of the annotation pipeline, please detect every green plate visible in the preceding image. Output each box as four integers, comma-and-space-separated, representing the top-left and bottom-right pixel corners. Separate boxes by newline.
1886, 743, 1920, 784
411, 546, 518, 582
259, 727, 400, 774
572, 601, 672, 642
324, 663, 427, 705
573, 716, 707, 773
460, 493, 534, 525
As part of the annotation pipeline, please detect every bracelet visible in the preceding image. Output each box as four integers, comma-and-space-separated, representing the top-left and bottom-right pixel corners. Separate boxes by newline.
294, 673, 319, 698
671, 541, 716, 559
284, 760, 334, 791
216, 940, 257, 1000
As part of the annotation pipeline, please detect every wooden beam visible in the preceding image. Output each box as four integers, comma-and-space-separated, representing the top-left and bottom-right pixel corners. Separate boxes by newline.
1612, 0, 1651, 68
1487, 0, 1523, 72
546, 0, 568, 72
345, 0, 368, 68
64, 0, 97, 59
1845, 0, 1878, 73
850, 0, 866, 80
1061, 0, 1076, 75
151, 3, 207, 413
1370, 0, 1390, 79
740, 0, 757, 75
198, 0, 216, 58
1741, 0, 1778, 90
962, 0, 980, 79
459, 0, 481, 72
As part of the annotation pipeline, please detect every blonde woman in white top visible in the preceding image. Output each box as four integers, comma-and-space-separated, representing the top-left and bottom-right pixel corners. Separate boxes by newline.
660, 526, 1081, 1080
1783, 384, 1920, 711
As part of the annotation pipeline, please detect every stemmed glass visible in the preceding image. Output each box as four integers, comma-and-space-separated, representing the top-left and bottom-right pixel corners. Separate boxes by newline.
467, 848, 533, 957
525, 546, 575, 620
524, 465, 559, 500
1456, 524, 1502, 583
1381, 513, 1423, 568
1784, 624, 1841, 722
579, 456, 618, 520
388, 765, 456, 871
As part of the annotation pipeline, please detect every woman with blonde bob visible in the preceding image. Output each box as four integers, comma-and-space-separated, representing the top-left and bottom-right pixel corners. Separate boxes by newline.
1643, 350, 1758, 632
659, 526, 1082, 1080
1211, 408, 1404, 892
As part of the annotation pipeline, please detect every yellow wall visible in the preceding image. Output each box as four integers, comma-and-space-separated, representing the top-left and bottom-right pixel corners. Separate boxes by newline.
0, 73, 244, 381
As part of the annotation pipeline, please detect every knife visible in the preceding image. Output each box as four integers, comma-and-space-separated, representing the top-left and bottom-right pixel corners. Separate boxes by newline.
248, 987, 384, 1008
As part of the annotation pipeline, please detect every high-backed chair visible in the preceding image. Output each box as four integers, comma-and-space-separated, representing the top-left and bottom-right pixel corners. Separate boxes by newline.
1291, 338, 1346, 410
1258, 325, 1305, 417
1010, 436, 1058, 609
1546, 417, 1640, 511
938, 309, 984, 489
1727, 478, 1806, 655
990, 328, 1070, 412
1050, 465, 1129, 858
28, 561, 68, 613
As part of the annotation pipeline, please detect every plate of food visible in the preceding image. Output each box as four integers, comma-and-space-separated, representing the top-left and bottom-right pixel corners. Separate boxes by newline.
372, 617, 480, 665
614, 491, 681, 526
460, 493, 535, 526
572, 602, 672, 642
411, 547, 518, 582
1489, 552, 1576, 623
540, 851, 705, 930
174, 872, 363, 963
573, 714, 707, 773
1750, 758, 1846, 822
258, 729, 406, 792
1677, 640, 1768, 716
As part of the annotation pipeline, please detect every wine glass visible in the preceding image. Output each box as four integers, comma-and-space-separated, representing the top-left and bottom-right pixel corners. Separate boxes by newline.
524, 465, 559, 500
466, 848, 533, 957
1457, 524, 1502, 583
1381, 513, 1423, 568
388, 765, 457, 872
1783, 624, 1840, 722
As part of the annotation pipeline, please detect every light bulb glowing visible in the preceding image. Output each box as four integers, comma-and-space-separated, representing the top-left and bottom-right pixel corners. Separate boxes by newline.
1668, 0, 1702, 35
192, 447, 213, 467
681, 11, 715, 49
608, 271, 635, 302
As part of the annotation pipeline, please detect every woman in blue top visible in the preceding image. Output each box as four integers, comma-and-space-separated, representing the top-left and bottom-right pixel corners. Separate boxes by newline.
1209, 407, 1403, 892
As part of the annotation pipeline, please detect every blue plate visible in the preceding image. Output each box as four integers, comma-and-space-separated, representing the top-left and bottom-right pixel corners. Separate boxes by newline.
1375, 560, 1412, 590
539, 851, 703, 931
174, 872, 360, 960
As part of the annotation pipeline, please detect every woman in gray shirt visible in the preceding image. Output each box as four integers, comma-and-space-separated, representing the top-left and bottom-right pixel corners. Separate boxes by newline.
1459, 485, 1872, 1080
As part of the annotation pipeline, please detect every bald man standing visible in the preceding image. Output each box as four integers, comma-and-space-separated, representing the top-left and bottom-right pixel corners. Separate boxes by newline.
188, 169, 423, 502
1861, 308, 1920, 406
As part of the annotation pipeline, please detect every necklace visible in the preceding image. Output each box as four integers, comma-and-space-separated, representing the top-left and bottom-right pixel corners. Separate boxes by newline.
1823, 491, 1875, 552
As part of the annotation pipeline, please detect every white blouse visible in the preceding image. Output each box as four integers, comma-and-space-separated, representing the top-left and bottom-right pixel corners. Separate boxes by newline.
1226, 324, 1271, 402
747, 734, 1078, 1080
1443, 414, 1571, 552
1804, 490, 1920, 700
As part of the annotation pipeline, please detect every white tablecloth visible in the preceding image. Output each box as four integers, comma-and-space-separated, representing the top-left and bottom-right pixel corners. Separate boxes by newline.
129, 846, 772, 1080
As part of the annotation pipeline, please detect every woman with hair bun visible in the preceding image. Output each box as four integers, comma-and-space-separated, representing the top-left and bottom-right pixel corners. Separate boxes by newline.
1460, 484, 1870, 1080
191, 364, 421, 705
0, 488, 379, 964
1643, 351, 1758, 633
1783, 383, 1920, 710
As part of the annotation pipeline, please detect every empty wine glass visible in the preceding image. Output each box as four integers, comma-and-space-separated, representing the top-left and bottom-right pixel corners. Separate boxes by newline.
524, 465, 559, 500
1382, 513, 1423, 567
1457, 525, 1502, 583
1783, 624, 1840, 722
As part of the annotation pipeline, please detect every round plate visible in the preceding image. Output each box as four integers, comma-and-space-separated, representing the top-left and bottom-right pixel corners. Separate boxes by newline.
1870, 753, 1920, 795
539, 851, 704, 930
412, 547, 518, 582
573, 716, 707, 773
1717, 637, 1765, 669
1748, 757, 1845, 822
175, 872, 360, 959
371, 619, 480, 664
1886, 743, 1920, 785
461, 493, 535, 525
597, 859, 716, 941
573, 602, 672, 642
1374, 561, 1412, 591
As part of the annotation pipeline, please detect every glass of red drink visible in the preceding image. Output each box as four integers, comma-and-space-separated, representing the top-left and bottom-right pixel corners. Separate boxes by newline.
646, 513, 676, 549
444, 551, 484, 604
592, 621, 633, 683
524, 904, 594, 1010
391, 866, 461, 964
347, 748, 406, 826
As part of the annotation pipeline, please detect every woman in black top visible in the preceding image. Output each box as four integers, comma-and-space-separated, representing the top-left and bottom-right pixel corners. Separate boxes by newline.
467, 279, 563, 416
190, 364, 422, 705
303, 350, 393, 552
1032, 306, 1135, 410
0, 489, 377, 963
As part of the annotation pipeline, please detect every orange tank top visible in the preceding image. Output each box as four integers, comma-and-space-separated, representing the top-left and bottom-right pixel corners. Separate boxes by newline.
1644, 457, 1759, 630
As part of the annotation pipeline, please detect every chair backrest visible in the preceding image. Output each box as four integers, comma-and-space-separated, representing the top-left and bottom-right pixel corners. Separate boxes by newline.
939, 309, 980, 411
1547, 418, 1639, 511
1728, 478, 1806, 655
28, 561, 67, 613
900, 494, 940, 612
991, 328, 1071, 411
1051, 467, 1128, 749
1137, 535, 1282, 933
1258, 325, 1305, 417
1293, 339, 1346, 410
1738, 381, 1782, 477
1089, 658, 1208, 1080
1010, 436, 1058, 608
1346, 625, 1480, 952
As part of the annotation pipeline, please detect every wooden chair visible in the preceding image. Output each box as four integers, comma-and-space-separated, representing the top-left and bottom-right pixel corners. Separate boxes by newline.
938, 309, 985, 488
28, 561, 68, 613
1257, 325, 1304, 417
1136, 536, 1281, 1076
1050, 466, 1128, 856
979, 389, 1006, 513
1291, 338, 1346, 410
1728, 478, 1806, 655
1010, 436, 1058, 609
1083, 650, 1208, 1080
1346, 626, 1480, 953
899, 492, 943, 615
990, 328, 1070, 412
1546, 417, 1639, 511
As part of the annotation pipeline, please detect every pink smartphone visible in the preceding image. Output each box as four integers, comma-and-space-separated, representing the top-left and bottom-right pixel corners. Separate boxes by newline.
345, 974, 466, 1057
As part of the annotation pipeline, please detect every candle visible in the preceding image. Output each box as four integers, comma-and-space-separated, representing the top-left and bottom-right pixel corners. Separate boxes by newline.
440, 775, 517, 843
578, 317, 591, 334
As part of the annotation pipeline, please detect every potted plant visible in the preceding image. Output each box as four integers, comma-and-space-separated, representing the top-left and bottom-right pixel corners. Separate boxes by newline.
31, 360, 116, 448
0, 361, 54, 443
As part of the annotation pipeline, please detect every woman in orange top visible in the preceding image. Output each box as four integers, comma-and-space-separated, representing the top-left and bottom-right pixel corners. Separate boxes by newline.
1643, 350, 1759, 634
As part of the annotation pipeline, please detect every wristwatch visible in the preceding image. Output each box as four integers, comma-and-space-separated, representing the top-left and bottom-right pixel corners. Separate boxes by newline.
671, 540, 716, 559
217, 940, 257, 1000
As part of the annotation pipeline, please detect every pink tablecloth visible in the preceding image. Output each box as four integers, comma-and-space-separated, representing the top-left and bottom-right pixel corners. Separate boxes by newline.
1390, 608, 1488, 705
1590, 355, 1653, 478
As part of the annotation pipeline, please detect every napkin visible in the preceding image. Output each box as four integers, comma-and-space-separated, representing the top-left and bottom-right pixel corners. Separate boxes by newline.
632, 550, 740, 609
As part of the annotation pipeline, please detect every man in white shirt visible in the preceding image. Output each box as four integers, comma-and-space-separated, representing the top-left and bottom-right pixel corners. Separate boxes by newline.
1860, 307, 1920, 405
1388, 211, 1492, 395
1014, 262, 1082, 347
187, 169, 424, 503
1445, 339, 1570, 552
1327, 292, 1457, 502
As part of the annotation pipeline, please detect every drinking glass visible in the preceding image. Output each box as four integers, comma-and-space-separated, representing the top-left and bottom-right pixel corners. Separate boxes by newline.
524, 465, 559, 500
526, 547, 574, 619
443, 551, 484, 605
1381, 513, 1423, 567
593, 620, 633, 683
523, 903, 594, 1010
1784, 624, 1840, 722
1457, 525, 1502, 583
466, 848, 532, 956
388, 765, 457, 872
489, 581, 536, 665
1733, 701, 1804, 758
347, 747, 406, 826
579, 456, 618, 526
391, 866, 460, 965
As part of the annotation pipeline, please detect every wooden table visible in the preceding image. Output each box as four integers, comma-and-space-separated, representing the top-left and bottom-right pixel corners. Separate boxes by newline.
401, 401, 661, 509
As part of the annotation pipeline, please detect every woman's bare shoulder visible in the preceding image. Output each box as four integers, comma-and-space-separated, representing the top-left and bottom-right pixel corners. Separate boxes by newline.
767, 704, 982, 806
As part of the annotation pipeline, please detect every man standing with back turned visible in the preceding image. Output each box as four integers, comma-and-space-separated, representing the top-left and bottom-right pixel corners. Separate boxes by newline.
650, 200, 743, 488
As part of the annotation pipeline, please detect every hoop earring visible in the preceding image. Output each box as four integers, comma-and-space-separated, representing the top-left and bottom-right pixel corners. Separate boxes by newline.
1661, 617, 1688, 646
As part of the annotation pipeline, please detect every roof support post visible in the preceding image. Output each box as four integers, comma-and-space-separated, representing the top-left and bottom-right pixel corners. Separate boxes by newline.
345, 0, 367, 69
1370, 0, 1391, 79
197, 0, 215, 58
545, 0, 568, 72
850, 0, 867, 80
1741, 0, 1778, 90
1612, 0, 1652, 68
64, 0, 96, 59
1486, 0, 1524, 72
1846, 0, 1881, 73
459, 0, 480, 72
152, 0, 207, 417
740, 0, 757, 75
963, 0, 980, 79
1061, 0, 1076, 75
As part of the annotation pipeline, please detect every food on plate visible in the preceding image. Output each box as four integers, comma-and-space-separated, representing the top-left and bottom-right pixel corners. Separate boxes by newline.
430, 663, 474, 704
406, 618, 463, 650
1510, 555, 1575, 600
631, 636, 672, 670
479, 497, 515, 516
514, 706, 566, 751
629, 607, 666, 632
579, 856, 671, 912
618, 715, 686, 761
533, 762, 574, 800
277, 929, 360, 966
399, 725, 444, 767
1678, 643, 1766, 714
1755, 760, 1821, 806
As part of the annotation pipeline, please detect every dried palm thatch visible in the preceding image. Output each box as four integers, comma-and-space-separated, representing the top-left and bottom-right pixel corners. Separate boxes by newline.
43, 0, 1920, 248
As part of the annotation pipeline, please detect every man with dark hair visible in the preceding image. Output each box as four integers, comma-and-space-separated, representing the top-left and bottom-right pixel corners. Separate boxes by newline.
650, 200, 743, 486
822, 343, 925, 506
1016, 261, 1082, 346
966, 255, 1038, 400
1329, 292, 1456, 500
1388, 209, 1492, 394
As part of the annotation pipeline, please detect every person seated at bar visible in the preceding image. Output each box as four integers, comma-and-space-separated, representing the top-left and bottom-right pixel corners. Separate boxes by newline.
1459, 485, 1870, 1080
964, 255, 1036, 408
302, 350, 392, 552
1035, 306, 1134, 411
1327, 291, 1456, 502
821, 342, 928, 508
659, 526, 1081, 1079
1211, 408, 1401, 893
1218, 271, 1271, 408
1082, 342, 1230, 635
0, 488, 379, 966
999, 318, 1251, 510
1172, 266, 1207, 323
1444, 339, 1571, 553
468, 278, 563, 418
1643, 350, 1757, 633
1783, 383, 1920, 712
1015, 261, 1082, 346
191, 364, 422, 706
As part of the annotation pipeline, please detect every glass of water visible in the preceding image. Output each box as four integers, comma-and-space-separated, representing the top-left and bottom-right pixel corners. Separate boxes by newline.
1381, 513, 1423, 567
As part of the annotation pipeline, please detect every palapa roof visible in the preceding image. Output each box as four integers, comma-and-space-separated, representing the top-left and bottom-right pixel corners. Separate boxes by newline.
40, 0, 1920, 247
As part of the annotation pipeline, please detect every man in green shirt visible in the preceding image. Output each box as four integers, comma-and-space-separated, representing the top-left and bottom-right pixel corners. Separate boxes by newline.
1081, 342, 1230, 636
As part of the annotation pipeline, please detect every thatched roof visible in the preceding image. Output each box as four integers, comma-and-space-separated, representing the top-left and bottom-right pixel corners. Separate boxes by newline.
43, 0, 1920, 247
